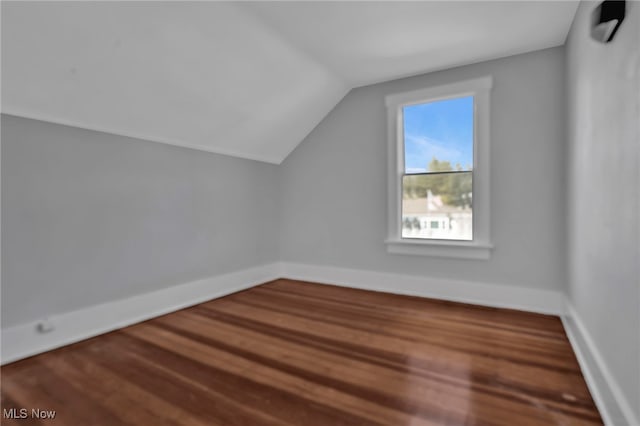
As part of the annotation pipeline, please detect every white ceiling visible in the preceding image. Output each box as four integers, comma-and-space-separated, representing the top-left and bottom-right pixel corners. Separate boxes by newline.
1, 1, 578, 164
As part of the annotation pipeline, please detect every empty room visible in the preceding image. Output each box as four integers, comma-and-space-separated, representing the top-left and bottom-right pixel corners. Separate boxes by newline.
1, 1, 638, 425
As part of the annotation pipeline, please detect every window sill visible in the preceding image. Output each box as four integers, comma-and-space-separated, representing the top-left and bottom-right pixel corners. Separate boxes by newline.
385, 239, 493, 260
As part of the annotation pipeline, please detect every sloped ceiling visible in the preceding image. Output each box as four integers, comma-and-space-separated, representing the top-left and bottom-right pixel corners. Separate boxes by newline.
1, 1, 578, 164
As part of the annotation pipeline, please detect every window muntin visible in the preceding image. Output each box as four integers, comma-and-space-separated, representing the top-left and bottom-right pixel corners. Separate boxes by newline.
401, 96, 474, 241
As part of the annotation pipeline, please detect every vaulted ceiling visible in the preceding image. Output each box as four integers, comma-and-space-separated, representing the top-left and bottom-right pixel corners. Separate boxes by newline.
2, 1, 578, 164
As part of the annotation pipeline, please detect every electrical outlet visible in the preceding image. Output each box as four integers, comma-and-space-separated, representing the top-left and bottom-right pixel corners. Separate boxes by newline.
35, 319, 54, 334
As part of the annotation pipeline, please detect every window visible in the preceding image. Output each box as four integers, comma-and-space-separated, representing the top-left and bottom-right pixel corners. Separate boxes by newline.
385, 76, 493, 259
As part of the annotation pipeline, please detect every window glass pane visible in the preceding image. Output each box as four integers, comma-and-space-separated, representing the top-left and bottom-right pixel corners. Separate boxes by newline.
403, 96, 473, 174
402, 173, 472, 240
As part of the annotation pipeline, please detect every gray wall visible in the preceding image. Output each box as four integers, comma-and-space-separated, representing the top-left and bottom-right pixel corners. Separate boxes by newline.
279, 47, 566, 292
566, 1, 640, 422
1, 114, 280, 327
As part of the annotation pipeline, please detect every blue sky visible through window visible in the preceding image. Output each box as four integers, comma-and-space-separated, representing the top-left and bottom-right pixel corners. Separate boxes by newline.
403, 96, 474, 174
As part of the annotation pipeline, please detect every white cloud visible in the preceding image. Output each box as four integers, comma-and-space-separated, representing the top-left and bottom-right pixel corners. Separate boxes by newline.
404, 133, 462, 166
406, 167, 427, 173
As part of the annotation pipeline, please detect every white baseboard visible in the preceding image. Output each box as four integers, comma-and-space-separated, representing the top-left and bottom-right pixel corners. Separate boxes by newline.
561, 301, 639, 426
5, 260, 633, 425
279, 262, 565, 315
2, 261, 563, 365
1, 263, 281, 365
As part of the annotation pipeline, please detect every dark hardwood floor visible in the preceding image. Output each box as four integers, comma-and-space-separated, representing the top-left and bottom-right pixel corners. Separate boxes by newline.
1, 279, 602, 425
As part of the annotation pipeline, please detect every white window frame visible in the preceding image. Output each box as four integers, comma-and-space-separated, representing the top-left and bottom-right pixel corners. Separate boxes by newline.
385, 76, 493, 260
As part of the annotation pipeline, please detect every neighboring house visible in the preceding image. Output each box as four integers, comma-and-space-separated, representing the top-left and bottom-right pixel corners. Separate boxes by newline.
402, 190, 472, 240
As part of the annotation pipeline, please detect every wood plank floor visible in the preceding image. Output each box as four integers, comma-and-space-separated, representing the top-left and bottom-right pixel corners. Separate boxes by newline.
1, 279, 602, 425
